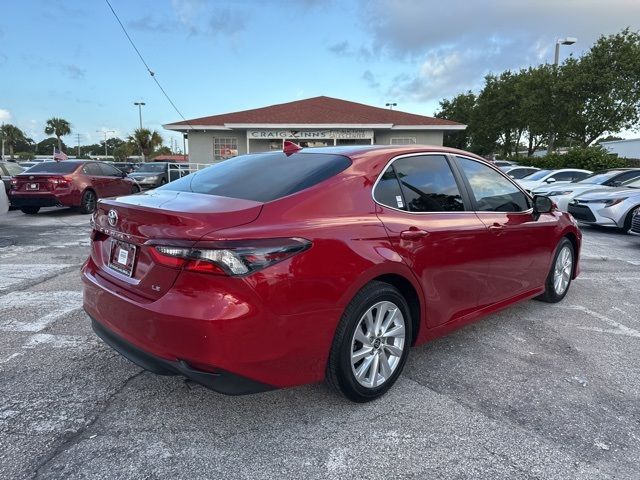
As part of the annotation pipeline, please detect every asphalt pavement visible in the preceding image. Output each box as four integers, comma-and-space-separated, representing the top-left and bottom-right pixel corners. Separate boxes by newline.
1, 207, 639, 479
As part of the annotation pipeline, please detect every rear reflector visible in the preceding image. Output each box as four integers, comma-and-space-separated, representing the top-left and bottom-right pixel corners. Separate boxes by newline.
150, 238, 311, 276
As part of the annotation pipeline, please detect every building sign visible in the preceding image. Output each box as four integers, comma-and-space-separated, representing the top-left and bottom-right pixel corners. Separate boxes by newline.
248, 129, 374, 140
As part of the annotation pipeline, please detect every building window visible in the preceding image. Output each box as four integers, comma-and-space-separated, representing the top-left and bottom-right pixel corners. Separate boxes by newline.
214, 137, 238, 160
390, 137, 417, 145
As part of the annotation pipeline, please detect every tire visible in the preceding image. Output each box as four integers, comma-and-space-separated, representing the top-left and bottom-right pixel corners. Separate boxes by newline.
536, 238, 575, 303
20, 206, 40, 215
326, 281, 412, 402
622, 206, 639, 232
131, 185, 141, 194
160, 178, 167, 186
79, 189, 97, 214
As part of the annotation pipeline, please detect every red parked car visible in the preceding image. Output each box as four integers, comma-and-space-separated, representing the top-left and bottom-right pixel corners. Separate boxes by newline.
83, 145, 581, 401
10, 161, 140, 215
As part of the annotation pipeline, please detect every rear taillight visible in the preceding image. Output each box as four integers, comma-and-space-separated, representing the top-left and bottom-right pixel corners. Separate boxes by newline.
10, 178, 17, 189
49, 177, 71, 188
149, 238, 311, 276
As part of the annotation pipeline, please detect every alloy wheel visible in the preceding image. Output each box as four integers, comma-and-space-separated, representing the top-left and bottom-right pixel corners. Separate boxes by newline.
83, 191, 96, 213
350, 301, 405, 388
553, 245, 573, 295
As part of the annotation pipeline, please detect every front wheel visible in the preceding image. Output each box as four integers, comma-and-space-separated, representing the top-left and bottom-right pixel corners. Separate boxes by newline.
79, 189, 97, 214
623, 206, 639, 232
536, 238, 575, 303
326, 281, 412, 402
21, 206, 40, 215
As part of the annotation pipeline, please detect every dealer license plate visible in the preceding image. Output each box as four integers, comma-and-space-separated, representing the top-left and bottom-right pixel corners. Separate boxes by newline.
27, 183, 39, 190
108, 240, 137, 277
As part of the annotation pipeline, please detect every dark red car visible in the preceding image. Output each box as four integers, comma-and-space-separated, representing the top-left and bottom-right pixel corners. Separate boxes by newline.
83, 145, 581, 401
10, 160, 139, 214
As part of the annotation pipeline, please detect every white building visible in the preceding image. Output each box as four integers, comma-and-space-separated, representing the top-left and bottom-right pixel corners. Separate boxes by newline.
164, 96, 465, 164
600, 138, 640, 160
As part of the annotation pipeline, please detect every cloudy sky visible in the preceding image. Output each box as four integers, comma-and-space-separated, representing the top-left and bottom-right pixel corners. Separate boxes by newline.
1, 0, 639, 147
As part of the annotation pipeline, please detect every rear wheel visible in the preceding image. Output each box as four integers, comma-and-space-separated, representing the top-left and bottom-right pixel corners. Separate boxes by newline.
326, 281, 412, 402
20, 206, 40, 215
79, 189, 97, 214
536, 238, 575, 303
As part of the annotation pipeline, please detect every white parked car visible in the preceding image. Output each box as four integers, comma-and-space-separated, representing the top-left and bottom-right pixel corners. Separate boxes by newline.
501, 166, 540, 179
517, 168, 592, 192
531, 169, 640, 211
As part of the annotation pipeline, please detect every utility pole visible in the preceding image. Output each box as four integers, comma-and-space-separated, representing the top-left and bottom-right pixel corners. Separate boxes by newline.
75, 133, 83, 158
96, 130, 116, 157
134, 102, 145, 130
1, 122, 4, 161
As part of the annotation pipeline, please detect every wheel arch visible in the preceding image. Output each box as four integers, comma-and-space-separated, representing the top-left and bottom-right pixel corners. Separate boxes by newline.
372, 273, 422, 346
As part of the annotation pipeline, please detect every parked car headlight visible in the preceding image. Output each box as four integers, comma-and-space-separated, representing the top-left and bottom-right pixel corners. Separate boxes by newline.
143, 175, 160, 182
547, 190, 573, 196
590, 197, 628, 207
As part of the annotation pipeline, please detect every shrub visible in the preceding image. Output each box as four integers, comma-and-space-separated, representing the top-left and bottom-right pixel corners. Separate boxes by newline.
526, 146, 627, 171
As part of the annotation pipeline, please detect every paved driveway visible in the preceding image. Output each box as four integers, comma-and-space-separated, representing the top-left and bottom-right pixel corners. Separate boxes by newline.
1, 207, 639, 479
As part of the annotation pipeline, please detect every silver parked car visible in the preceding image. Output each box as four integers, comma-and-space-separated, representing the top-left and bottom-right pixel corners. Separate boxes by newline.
567, 177, 640, 232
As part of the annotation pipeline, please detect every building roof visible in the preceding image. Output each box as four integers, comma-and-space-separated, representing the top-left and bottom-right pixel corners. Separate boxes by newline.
151, 154, 188, 162
164, 96, 465, 131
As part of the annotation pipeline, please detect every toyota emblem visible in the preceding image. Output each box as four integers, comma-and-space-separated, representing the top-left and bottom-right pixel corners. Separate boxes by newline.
107, 209, 118, 227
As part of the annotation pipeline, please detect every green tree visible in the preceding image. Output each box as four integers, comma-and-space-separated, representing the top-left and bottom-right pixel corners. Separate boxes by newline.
128, 128, 163, 161
37, 137, 67, 155
435, 92, 476, 150
0, 124, 26, 159
559, 29, 640, 146
112, 142, 137, 162
44, 117, 72, 151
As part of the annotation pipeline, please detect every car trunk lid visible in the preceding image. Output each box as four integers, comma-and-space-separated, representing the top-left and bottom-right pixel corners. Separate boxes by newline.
91, 189, 263, 300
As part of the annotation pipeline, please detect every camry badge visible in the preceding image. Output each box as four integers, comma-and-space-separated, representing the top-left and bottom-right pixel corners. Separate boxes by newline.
107, 209, 118, 227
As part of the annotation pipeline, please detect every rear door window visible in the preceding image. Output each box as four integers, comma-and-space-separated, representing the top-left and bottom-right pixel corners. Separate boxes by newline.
163, 152, 352, 203
98, 163, 124, 176
387, 155, 465, 212
83, 163, 102, 176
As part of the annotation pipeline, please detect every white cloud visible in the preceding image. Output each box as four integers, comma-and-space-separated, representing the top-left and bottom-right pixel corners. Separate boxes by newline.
339, 0, 640, 102
0, 109, 10, 123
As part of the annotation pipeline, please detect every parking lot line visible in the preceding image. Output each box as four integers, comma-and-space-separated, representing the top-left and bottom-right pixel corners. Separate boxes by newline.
0, 291, 83, 332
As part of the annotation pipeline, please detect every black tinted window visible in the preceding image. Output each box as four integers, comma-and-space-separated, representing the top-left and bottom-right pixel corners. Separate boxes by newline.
552, 171, 579, 182
610, 171, 640, 184
374, 167, 406, 210
391, 155, 464, 212
83, 163, 102, 175
456, 157, 529, 212
25, 162, 80, 174
163, 152, 351, 203
98, 163, 123, 176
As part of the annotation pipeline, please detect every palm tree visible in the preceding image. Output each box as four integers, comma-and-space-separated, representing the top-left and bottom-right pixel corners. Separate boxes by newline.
128, 128, 163, 161
44, 117, 71, 151
0, 124, 26, 159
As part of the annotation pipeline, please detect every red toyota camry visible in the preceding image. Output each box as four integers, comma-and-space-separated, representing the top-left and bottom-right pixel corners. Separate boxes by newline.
82, 145, 581, 402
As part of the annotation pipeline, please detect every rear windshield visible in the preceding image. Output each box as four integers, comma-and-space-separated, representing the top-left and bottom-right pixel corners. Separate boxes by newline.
22, 162, 80, 174
162, 152, 352, 202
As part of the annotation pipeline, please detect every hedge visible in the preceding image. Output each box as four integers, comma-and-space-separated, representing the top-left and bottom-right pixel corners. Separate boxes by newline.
523, 146, 628, 171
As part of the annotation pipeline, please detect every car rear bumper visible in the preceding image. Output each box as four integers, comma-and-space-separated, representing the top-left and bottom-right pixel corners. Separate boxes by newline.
90, 316, 274, 395
9, 191, 77, 208
82, 256, 338, 391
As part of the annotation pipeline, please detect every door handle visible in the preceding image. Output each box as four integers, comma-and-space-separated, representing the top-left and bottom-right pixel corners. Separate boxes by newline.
488, 223, 505, 234
400, 228, 429, 240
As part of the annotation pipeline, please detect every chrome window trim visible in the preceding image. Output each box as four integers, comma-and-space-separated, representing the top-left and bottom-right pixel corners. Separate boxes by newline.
371, 151, 474, 215
453, 154, 534, 215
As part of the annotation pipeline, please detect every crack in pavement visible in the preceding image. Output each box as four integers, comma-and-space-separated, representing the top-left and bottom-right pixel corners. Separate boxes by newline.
31, 370, 145, 479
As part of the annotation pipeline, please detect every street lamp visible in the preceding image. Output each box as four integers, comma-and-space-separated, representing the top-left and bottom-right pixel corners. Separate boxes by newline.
547, 36, 577, 154
554, 37, 577, 66
133, 102, 146, 130
386, 102, 397, 110
96, 129, 116, 157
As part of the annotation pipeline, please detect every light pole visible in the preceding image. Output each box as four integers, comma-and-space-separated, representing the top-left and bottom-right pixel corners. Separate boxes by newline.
134, 102, 145, 130
386, 102, 397, 110
96, 130, 116, 157
548, 37, 577, 154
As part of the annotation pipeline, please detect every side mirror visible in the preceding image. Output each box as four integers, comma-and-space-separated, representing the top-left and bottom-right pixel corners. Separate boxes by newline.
545, 177, 556, 184
532, 195, 553, 219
